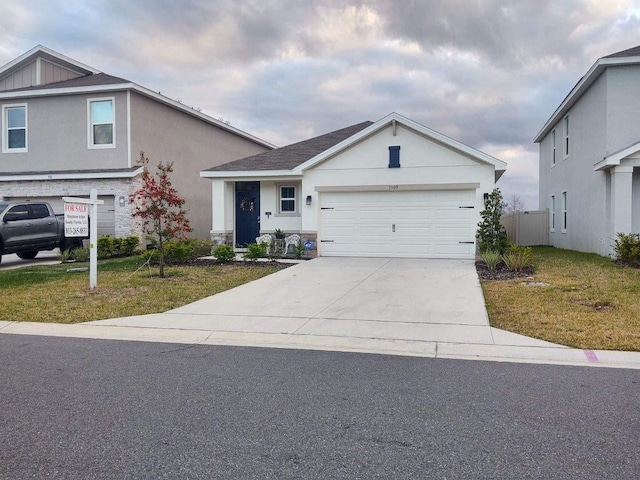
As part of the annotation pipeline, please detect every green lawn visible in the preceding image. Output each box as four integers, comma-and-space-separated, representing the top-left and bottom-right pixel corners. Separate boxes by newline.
481, 246, 640, 351
0, 257, 285, 324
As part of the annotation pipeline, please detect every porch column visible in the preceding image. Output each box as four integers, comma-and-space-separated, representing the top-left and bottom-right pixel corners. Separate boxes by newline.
611, 166, 634, 235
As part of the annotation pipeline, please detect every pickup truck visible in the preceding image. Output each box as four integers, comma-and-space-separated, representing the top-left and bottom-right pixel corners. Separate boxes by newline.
0, 201, 86, 264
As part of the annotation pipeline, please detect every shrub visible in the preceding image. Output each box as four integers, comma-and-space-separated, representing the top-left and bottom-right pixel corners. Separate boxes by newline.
97, 235, 140, 259
477, 188, 508, 254
213, 244, 236, 263
97, 236, 114, 259
481, 250, 501, 270
189, 239, 214, 259
244, 242, 267, 260
164, 239, 193, 264
293, 243, 306, 259
71, 247, 90, 262
614, 232, 640, 265
57, 248, 72, 263
119, 236, 140, 257
502, 245, 533, 272
140, 249, 158, 263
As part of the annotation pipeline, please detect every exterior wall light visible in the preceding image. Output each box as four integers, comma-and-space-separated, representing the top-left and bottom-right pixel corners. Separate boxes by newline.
306, 195, 312, 206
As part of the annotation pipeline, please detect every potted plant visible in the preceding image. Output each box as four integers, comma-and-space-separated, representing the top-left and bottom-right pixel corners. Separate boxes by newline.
274, 228, 285, 240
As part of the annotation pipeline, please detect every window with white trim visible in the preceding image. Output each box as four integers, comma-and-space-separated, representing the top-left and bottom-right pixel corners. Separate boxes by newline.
2, 104, 27, 153
551, 129, 556, 166
279, 185, 297, 214
550, 195, 555, 232
563, 116, 569, 158
88, 98, 115, 148
562, 191, 567, 232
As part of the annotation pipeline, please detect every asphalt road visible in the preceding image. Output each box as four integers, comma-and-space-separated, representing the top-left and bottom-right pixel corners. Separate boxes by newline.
1, 335, 638, 479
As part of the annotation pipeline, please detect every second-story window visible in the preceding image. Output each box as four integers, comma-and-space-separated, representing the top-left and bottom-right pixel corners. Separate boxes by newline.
2, 104, 27, 153
88, 98, 115, 148
551, 129, 556, 166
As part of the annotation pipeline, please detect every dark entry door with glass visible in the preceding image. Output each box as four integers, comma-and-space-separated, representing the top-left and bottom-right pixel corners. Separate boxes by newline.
235, 181, 260, 247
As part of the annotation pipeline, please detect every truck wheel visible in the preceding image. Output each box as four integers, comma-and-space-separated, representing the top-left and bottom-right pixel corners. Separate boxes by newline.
17, 251, 38, 260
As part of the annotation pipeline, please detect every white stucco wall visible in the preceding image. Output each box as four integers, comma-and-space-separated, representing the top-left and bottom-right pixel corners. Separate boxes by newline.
539, 66, 640, 256
209, 122, 500, 249
539, 71, 610, 255
302, 123, 496, 232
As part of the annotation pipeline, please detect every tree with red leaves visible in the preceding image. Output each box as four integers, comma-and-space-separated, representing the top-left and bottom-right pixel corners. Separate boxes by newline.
129, 152, 192, 277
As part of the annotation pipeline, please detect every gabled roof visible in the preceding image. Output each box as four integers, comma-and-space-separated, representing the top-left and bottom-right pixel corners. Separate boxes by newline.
0, 46, 274, 149
201, 112, 507, 180
203, 121, 373, 173
2, 72, 130, 92
534, 45, 640, 142
0, 44, 99, 79
594, 140, 640, 171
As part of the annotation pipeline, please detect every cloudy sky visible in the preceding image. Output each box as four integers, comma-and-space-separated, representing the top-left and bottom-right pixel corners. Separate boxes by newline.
2, 0, 640, 209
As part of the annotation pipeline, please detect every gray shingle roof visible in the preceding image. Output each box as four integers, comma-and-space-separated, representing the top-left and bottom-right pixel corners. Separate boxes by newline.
3, 73, 130, 93
604, 45, 640, 58
204, 121, 373, 172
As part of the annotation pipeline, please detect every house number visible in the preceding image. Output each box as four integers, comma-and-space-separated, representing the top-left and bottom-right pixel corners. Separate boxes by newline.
389, 185, 399, 190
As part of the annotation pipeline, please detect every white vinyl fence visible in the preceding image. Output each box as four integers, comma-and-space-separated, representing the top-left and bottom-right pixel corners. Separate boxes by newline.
501, 210, 549, 246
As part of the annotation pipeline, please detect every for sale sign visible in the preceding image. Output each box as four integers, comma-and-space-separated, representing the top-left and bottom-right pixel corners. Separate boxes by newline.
64, 203, 89, 237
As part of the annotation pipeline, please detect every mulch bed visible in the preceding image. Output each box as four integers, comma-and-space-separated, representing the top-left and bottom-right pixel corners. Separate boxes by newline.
475, 261, 535, 280
613, 259, 640, 269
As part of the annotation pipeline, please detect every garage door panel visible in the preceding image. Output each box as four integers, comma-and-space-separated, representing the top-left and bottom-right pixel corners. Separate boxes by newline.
320, 189, 476, 259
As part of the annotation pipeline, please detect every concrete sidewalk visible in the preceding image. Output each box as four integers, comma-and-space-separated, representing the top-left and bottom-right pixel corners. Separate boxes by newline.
1, 257, 639, 369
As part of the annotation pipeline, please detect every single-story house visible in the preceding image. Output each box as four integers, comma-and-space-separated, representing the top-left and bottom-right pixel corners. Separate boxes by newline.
201, 112, 507, 259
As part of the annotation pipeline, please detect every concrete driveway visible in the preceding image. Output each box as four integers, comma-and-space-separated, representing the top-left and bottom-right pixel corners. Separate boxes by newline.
5, 256, 639, 367
90, 257, 495, 346
0, 250, 60, 270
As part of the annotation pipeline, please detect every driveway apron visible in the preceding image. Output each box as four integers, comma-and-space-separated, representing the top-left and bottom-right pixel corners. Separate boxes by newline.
90, 257, 494, 345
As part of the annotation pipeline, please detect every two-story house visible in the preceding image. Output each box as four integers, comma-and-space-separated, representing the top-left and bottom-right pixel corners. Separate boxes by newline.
0, 45, 273, 239
536, 45, 640, 256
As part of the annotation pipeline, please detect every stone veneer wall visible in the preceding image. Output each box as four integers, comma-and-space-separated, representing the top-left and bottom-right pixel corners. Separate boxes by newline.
210, 230, 318, 258
210, 231, 233, 247
0, 177, 144, 238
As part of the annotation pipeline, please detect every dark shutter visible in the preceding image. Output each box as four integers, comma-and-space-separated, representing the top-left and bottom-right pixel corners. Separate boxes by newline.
388, 146, 400, 168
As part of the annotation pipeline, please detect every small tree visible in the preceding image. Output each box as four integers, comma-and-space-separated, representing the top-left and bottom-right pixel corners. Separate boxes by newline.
477, 188, 508, 254
129, 152, 192, 277
502, 193, 526, 214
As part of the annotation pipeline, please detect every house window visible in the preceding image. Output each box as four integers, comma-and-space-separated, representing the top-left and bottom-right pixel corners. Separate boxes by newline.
550, 195, 555, 232
88, 98, 115, 148
551, 129, 556, 166
279, 185, 297, 214
562, 191, 567, 232
2, 104, 27, 153
563, 116, 569, 158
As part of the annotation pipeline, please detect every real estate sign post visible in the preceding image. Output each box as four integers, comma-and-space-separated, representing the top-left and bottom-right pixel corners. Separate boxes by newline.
63, 189, 104, 289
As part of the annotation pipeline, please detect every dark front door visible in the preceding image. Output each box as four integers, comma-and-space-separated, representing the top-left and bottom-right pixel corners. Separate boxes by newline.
235, 182, 260, 247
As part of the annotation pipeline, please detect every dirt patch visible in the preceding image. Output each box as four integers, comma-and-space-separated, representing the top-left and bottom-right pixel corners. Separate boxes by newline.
573, 300, 615, 312
475, 261, 535, 280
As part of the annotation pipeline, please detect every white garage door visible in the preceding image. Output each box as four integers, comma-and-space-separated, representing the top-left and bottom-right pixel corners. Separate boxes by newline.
319, 190, 477, 259
7, 196, 116, 237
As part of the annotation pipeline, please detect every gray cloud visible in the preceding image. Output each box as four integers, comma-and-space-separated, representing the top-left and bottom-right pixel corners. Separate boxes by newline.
2, 0, 640, 209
